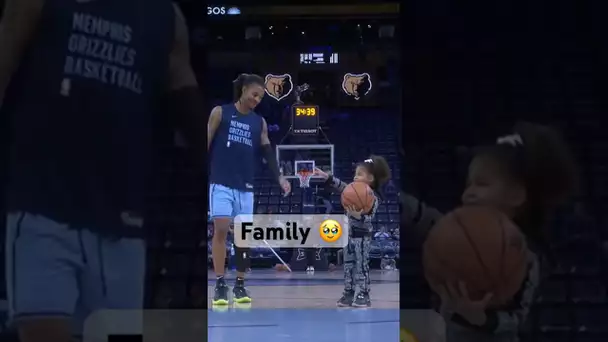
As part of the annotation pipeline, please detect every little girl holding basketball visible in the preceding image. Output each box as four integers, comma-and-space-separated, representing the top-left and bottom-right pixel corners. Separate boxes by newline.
314, 155, 392, 307
402, 122, 578, 341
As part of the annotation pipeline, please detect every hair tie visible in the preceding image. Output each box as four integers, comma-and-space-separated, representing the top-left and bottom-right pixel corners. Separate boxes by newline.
497, 134, 524, 147
364, 159, 374, 163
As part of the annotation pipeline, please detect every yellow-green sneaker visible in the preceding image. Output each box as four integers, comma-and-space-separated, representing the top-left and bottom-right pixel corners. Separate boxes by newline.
212, 279, 229, 305
232, 285, 251, 304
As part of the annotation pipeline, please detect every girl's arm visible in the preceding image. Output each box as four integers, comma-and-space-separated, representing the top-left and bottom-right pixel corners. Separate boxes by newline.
356, 195, 380, 222
326, 175, 378, 222
451, 251, 541, 334
349, 190, 380, 234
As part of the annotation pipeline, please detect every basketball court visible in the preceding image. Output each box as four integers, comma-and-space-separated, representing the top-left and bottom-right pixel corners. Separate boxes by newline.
207, 91, 399, 341
207, 269, 399, 342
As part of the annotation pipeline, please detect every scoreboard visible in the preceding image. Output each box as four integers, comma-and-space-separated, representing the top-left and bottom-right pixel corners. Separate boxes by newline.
291, 105, 319, 135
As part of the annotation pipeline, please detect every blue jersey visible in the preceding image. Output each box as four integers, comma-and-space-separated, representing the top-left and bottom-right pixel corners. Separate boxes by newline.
4, 0, 174, 237
209, 104, 263, 192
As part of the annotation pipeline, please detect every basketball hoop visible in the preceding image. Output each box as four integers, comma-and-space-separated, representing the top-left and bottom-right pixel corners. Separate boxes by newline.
296, 171, 313, 188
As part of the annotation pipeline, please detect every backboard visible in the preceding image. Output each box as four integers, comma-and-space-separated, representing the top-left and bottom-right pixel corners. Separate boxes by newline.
276, 144, 334, 182
294, 160, 315, 174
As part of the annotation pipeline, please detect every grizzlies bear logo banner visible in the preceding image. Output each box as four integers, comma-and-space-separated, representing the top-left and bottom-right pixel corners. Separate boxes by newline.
264, 73, 294, 101
342, 73, 372, 100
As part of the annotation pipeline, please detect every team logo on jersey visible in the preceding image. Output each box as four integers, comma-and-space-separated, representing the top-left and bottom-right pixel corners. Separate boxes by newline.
264, 74, 294, 101
342, 73, 372, 100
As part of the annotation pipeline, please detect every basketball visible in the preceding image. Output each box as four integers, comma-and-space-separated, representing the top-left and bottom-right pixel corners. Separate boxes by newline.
422, 206, 528, 308
341, 181, 375, 213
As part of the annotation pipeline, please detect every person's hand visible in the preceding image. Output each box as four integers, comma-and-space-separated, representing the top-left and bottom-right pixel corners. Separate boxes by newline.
345, 205, 363, 220
279, 176, 291, 197
437, 282, 493, 326
313, 167, 330, 180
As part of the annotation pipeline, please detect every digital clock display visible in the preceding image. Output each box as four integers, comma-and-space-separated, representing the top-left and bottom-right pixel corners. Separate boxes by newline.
295, 106, 317, 116
291, 105, 319, 135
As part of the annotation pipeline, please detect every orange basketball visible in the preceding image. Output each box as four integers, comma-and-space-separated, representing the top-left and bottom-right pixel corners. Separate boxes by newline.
423, 206, 528, 308
341, 181, 375, 213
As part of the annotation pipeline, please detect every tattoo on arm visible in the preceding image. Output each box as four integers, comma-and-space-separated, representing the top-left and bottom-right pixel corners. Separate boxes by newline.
207, 106, 222, 150
261, 118, 271, 145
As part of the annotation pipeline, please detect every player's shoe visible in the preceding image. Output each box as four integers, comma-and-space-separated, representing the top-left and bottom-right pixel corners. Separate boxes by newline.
233, 285, 252, 304
352, 291, 371, 308
337, 290, 355, 307
212, 278, 230, 305
306, 266, 315, 273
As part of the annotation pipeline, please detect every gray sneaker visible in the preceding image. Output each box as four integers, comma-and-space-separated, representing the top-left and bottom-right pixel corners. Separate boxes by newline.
337, 290, 355, 307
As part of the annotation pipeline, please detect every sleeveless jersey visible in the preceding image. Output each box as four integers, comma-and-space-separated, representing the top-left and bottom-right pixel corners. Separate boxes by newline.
209, 104, 263, 192
4, 0, 174, 237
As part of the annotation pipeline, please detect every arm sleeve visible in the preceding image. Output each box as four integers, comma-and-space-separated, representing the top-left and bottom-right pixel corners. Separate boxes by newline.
261, 143, 281, 182
451, 251, 542, 334
326, 175, 348, 193
399, 191, 443, 242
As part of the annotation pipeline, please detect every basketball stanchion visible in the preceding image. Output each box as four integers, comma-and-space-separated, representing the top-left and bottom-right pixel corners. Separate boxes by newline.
261, 169, 293, 272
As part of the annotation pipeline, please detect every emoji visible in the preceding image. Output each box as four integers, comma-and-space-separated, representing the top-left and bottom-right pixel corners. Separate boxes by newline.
400, 328, 418, 342
319, 219, 342, 243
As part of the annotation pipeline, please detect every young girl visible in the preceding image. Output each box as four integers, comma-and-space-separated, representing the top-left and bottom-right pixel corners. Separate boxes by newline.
401, 122, 578, 341
314, 155, 392, 307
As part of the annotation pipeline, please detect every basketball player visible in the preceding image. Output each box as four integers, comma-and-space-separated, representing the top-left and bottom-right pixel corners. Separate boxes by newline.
208, 73, 291, 305
314, 155, 391, 307
0, 1, 206, 341
402, 122, 578, 341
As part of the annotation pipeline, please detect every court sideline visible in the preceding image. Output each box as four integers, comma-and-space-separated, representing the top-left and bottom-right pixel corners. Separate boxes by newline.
207, 269, 399, 342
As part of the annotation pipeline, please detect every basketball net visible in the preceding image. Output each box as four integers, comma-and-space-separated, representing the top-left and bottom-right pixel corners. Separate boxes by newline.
296, 170, 312, 188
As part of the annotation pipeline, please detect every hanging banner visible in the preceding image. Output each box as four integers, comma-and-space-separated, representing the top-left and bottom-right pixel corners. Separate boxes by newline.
264, 73, 294, 101
341, 72, 372, 100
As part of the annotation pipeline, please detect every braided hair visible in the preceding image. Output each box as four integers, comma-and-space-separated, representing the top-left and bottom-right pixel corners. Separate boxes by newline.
233, 73, 264, 102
